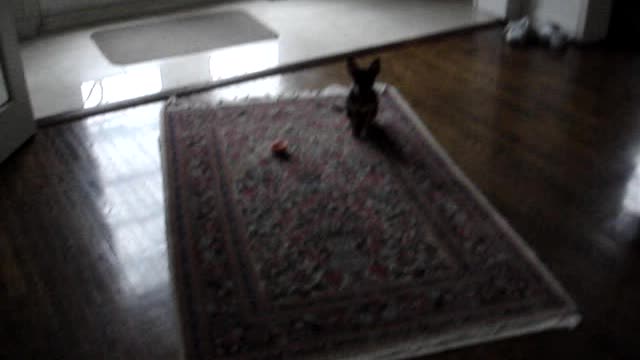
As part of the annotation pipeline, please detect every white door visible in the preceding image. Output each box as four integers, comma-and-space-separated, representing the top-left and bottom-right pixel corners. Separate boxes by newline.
0, 0, 35, 164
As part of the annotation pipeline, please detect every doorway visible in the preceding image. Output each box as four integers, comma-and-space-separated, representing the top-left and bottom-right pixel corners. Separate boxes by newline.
18, 1, 499, 124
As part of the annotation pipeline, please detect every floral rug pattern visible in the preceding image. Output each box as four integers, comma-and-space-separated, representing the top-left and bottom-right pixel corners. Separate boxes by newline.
162, 88, 578, 359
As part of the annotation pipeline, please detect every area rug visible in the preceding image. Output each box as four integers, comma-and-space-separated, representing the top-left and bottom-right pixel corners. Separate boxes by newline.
92, 11, 277, 65
161, 85, 580, 360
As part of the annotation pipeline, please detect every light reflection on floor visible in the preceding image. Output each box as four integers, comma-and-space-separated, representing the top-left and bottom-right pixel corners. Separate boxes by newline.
622, 155, 640, 215
209, 40, 279, 80
77, 40, 283, 293
0, 63, 9, 106
83, 104, 168, 297
611, 153, 640, 243
81, 66, 163, 108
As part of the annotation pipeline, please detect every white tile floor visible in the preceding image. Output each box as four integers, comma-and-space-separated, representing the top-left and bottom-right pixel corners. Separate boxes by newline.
21, 0, 496, 121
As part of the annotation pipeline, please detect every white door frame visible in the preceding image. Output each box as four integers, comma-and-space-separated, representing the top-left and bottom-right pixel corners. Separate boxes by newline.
0, 0, 36, 163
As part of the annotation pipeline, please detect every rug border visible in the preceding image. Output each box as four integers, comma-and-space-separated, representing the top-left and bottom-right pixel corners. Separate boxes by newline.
160, 86, 581, 360
160, 98, 196, 360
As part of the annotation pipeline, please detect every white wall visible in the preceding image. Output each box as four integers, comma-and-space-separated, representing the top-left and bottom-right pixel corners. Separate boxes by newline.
0, 64, 9, 106
526, 0, 612, 41
474, 0, 522, 19
475, 0, 612, 42
527, 0, 585, 37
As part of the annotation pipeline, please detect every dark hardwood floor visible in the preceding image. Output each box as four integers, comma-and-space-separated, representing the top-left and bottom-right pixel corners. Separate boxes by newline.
2, 27, 640, 359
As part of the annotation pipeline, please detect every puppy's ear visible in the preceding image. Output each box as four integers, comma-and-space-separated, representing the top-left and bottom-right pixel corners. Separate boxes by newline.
369, 58, 381, 76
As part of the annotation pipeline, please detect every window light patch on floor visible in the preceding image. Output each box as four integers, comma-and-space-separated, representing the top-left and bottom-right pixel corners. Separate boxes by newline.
81, 65, 163, 109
